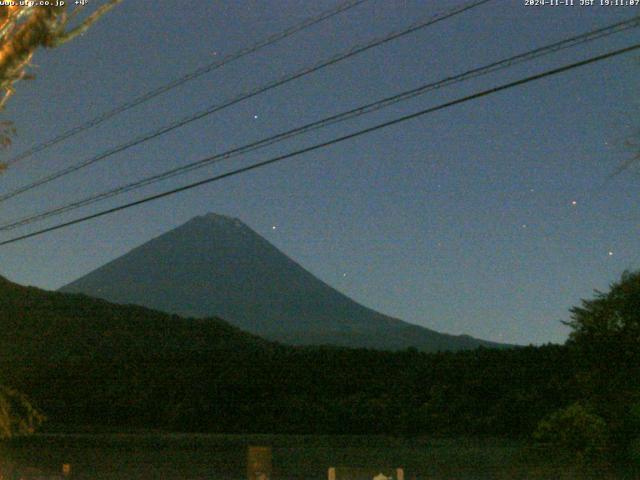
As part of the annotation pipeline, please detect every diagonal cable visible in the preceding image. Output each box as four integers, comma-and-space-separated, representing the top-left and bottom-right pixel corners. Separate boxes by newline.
1, 42, 638, 246
4, 0, 371, 166
0, 16, 637, 231
0, 0, 492, 202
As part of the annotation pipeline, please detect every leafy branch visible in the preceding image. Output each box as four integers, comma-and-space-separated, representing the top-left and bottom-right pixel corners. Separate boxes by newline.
0, 1, 122, 156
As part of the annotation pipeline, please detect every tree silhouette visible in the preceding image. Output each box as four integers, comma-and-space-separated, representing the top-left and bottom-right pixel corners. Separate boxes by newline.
565, 270, 640, 455
0, 1, 122, 436
0, 1, 122, 158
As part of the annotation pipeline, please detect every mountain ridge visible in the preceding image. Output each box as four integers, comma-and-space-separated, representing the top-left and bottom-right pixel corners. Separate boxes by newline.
61, 213, 508, 351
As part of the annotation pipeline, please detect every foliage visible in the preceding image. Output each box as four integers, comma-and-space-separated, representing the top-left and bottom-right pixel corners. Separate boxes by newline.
564, 271, 640, 462
0, 2, 122, 107
0, 386, 45, 438
533, 403, 609, 461
0, 3, 122, 433
630, 436, 640, 471
566, 270, 640, 348
0, 275, 574, 437
628, 402, 640, 470
0, 1, 122, 154
3, 268, 636, 468
613, 127, 640, 177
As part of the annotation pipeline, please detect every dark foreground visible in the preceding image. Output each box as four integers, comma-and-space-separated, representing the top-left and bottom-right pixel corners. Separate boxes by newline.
0, 434, 629, 479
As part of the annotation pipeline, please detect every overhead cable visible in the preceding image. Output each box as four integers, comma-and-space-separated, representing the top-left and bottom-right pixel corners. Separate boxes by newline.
1, 16, 637, 232
0, 0, 492, 201
4, 0, 371, 166
1, 42, 637, 246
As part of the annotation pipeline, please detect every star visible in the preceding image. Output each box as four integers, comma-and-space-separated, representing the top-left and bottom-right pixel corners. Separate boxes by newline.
608, 251, 613, 256
571, 200, 577, 206
272, 225, 277, 230
253, 114, 259, 120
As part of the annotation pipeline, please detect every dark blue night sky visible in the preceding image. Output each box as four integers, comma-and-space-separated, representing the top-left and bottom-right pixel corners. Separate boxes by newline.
1, 0, 638, 344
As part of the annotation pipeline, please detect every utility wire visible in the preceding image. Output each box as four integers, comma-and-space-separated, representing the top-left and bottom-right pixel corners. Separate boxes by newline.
0, 0, 492, 202
1, 42, 637, 247
0, 16, 637, 232
4, 0, 371, 166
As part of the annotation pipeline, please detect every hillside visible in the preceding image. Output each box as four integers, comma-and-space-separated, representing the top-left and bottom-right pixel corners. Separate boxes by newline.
0, 275, 572, 434
61, 213, 505, 352
0, 274, 276, 428
0, 274, 269, 361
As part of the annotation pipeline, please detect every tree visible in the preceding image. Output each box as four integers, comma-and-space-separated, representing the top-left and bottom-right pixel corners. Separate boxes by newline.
566, 270, 640, 347
0, 386, 45, 439
533, 402, 609, 462
564, 271, 640, 458
622, 128, 640, 175
0, 1, 122, 436
0, 1, 122, 158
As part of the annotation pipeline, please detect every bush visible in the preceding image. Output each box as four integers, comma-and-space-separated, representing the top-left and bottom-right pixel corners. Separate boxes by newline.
0, 386, 45, 438
630, 437, 640, 467
564, 271, 640, 463
628, 403, 640, 468
533, 403, 609, 461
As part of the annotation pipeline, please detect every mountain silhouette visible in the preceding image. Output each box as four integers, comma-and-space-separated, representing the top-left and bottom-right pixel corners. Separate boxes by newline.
61, 213, 505, 351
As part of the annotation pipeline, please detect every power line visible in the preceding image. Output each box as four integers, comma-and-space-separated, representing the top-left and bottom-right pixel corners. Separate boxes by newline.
4, 0, 371, 167
0, 0, 492, 203
0, 16, 637, 232
1, 42, 637, 247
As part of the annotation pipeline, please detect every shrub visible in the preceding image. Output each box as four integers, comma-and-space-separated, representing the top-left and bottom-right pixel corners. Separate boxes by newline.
628, 403, 640, 468
533, 403, 609, 461
0, 386, 45, 438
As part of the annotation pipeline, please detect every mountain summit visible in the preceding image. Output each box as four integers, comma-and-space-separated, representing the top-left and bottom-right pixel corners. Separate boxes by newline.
61, 213, 504, 351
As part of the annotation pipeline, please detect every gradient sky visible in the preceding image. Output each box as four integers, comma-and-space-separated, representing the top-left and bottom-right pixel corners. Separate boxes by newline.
0, 0, 638, 345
